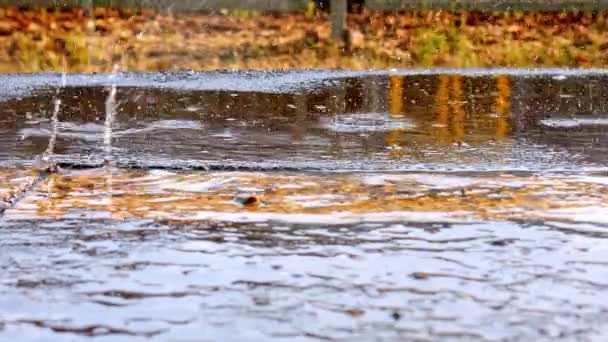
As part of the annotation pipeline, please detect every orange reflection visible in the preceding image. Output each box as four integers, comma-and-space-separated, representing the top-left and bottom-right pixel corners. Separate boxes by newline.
494, 75, 512, 141
386, 75, 406, 151
3, 170, 606, 225
389, 76, 404, 116
0, 169, 38, 209
450, 75, 465, 142
384, 75, 511, 150
435, 75, 450, 144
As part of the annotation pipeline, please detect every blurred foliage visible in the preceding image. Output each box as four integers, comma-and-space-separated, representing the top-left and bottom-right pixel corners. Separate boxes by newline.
0, 7, 606, 72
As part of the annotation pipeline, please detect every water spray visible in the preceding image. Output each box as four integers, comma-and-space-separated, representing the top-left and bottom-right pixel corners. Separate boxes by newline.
38, 58, 67, 171
103, 64, 120, 166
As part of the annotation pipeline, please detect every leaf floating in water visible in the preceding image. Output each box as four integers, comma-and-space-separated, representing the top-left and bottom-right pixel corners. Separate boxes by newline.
346, 309, 365, 317
234, 193, 259, 206
411, 272, 431, 280
453, 140, 471, 148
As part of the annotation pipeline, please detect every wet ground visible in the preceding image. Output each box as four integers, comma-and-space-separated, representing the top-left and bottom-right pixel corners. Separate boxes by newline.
1, 69, 608, 341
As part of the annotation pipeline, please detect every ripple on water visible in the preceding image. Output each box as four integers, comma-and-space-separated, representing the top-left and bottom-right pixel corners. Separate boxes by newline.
0, 169, 38, 211
2, 71, 608, 340
4, 169, 608, 227
1, 217, 608, 341
320, 112, 416, 133
19, 120, 205, 142
1, 169, 608, 340
541, 117, 608, 128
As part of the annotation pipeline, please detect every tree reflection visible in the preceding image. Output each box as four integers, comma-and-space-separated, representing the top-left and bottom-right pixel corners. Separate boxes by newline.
494, 75, 511, 141
385, 74, 513, 149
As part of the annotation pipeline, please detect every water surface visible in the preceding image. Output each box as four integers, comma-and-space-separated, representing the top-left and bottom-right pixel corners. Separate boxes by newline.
1, 70, 608, 341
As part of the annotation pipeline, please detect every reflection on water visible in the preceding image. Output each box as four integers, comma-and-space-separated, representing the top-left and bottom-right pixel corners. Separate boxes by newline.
4, 169, 608, 226
2, 167, 608, 341
2, 72, 608, 341
0, 169, 38, 211
1, 72, 608, 170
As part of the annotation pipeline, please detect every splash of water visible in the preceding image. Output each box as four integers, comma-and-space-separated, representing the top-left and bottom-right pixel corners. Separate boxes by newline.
103, 64, 120, 220
43, 97, 61, 161
39, 59, 67, 169
103, 65, 119, 166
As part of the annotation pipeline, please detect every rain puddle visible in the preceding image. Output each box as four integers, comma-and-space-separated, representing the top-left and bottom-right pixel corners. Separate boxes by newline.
2, 71, 608, 171
1, 70, 608, 341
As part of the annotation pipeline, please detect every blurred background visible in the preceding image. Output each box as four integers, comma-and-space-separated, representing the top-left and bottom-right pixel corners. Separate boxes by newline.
0, 0, 606, 72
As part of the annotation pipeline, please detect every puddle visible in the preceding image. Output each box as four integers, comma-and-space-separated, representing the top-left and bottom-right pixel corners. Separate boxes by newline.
1, 70, 608, 341
1, 72, 608, 171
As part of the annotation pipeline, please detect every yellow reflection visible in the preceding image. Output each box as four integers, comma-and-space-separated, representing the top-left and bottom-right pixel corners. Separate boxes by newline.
105, 168, 122, 220
435, 75, 450, 144
38, 173, 63, 220
386, 76, 406, 153
389, 76, 403, 116
385, 75, 480, 150
7, 170, 606, 224
450, 75, 465, 142
0, 169, 38, 204
494, 75, 512, 141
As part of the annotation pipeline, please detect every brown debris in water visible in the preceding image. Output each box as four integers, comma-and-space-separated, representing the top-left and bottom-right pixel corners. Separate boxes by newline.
234, 193, 260, 206
346, 309, 365, 317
